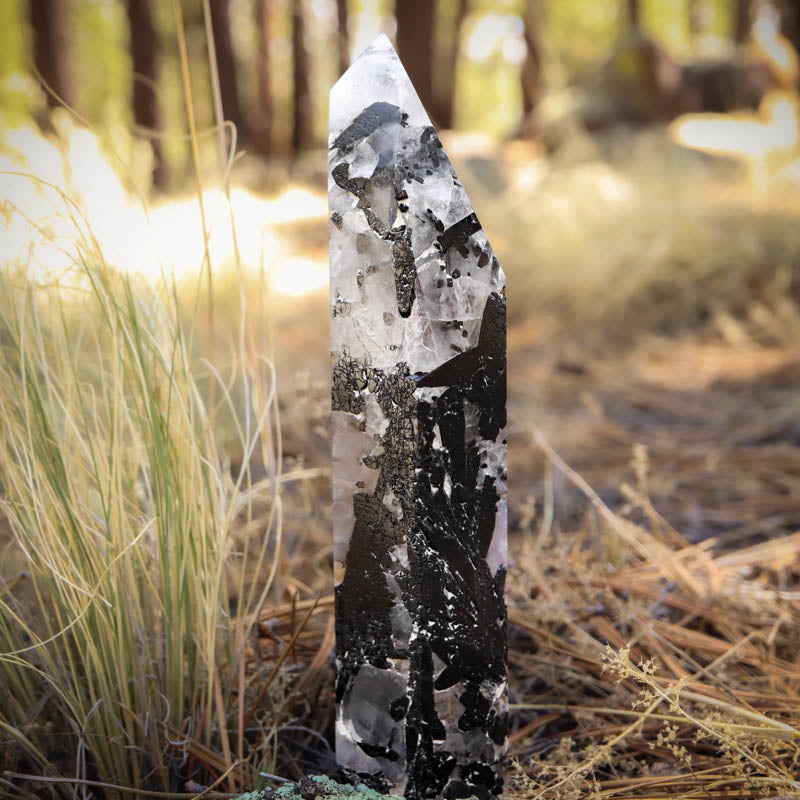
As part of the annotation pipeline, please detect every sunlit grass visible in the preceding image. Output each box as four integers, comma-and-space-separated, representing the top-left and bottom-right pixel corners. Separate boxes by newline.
0, 229, 281, 795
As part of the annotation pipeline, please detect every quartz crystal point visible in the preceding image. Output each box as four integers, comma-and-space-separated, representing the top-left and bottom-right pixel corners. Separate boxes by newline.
330, 34, 507, 800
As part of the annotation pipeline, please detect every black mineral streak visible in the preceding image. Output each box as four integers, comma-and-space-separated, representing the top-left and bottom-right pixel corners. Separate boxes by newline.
391, 229, 416, 317
332, 159, 417, 317
438, 213, 482, 259
332, 101, 404, 151
415, 293, 507, 442
331, 94, 506, 800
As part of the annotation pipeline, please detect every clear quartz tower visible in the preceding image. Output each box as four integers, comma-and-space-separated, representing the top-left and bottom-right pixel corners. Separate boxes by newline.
329, 34, 507, 800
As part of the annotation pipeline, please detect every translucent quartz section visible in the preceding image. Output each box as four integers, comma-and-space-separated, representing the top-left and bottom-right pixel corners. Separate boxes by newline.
330, 34, 507, 800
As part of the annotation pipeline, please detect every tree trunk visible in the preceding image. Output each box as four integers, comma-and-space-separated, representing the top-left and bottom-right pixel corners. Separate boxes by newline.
28, 0, 75, 109
734, 0, 754, 44
336, 0, 350, 76
627, 0, 641, 32
395, 0, 435, 116
253, 0, 272, 155
126, 0, 168, 190
432, 0, 468, 129
208, 0, 249, 146
292, 0, 313, 153
520, 0, 542, 134
777, 0, 800, 59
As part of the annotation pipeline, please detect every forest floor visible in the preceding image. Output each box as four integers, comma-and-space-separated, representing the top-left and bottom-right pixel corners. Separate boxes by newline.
2, 123, 799, 798
255, 128, 800, 798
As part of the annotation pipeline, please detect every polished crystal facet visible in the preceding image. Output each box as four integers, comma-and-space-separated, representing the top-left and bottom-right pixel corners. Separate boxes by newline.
330, 34, 507, 800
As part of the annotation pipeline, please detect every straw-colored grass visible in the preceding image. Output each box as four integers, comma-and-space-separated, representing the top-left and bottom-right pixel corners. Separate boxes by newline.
0, 1, 293, 794
0, 250, 282, 796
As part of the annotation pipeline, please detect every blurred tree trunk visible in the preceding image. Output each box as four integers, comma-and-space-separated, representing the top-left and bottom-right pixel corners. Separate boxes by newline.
777, 0, 800, 58
28, 0, 75, 109
253, 0, 272, 155
627, 0, 641, 31
432, 0, 468, 128
396, 0, 435, 115
336, 0, 350, 75
734, 0, 754, 43
208, 0, 250, 146
126, 0, 168, 190
520, 0, 542, 136
292, 0, 313, 153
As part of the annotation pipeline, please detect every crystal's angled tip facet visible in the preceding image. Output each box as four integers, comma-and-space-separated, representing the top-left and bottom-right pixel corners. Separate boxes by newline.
361, 31, 394, 56
331, 32, 396, 93
329, 31, 507, 800
329, 33, 430, 145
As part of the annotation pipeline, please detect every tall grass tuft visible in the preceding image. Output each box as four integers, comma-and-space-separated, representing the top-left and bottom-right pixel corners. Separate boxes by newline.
0, 244, 281, 795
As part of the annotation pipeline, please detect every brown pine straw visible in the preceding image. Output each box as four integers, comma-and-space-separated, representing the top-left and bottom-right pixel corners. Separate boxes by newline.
250, 421, 799, 796
243, 592, 322, 730
247, 165, 800, 793
4, 764, 244, 798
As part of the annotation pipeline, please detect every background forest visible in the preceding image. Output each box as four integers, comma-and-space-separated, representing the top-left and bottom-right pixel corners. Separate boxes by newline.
4, 0, 799, 185
1, 1, 800, 799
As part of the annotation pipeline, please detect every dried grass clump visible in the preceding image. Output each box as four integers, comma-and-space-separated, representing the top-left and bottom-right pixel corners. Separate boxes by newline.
505, 428, 800, 799
464, 128, 800, 342
0, 257, 282, 797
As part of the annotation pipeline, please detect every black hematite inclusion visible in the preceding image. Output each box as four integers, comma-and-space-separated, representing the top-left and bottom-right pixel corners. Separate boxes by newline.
332, 298, 507, 799
330, 35, 507, 800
